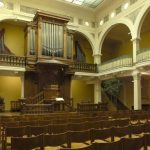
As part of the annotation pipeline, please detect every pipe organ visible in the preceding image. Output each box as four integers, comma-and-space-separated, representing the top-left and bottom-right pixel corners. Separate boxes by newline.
41, 22, 64, 57
25, 11, 74, 63
25, 24, 36, 56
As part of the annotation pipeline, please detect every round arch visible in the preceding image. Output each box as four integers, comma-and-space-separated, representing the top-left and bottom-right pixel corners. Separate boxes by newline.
98, 18, 134, 55
0, 15, 17, 22
135, 3, 150, 38
67, 26, 95, 54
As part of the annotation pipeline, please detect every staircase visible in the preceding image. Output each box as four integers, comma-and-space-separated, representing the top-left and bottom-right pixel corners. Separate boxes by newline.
107, 93, 128, 110
22, 84, 74, 113
102, 89, 129, 110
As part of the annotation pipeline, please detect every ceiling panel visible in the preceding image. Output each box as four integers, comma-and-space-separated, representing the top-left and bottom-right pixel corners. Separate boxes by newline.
59, 0, 104, 8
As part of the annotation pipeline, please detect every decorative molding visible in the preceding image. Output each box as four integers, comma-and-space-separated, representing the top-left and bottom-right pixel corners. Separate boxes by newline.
127, 7, 142, 24
98, 31, 101, 38
90, 33, 95, 39
6, 2, 14, 10
20, 5, 37, 14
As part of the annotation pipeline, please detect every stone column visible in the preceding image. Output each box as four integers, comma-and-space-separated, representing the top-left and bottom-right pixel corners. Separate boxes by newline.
93, 54, 101, 64
94, 81, 101, 104
132, 71, 141, 110
20, 74, 25, 98
131, 38, 140, 63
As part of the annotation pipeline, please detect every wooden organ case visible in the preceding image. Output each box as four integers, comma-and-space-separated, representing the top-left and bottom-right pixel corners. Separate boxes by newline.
24, 11, 74, 109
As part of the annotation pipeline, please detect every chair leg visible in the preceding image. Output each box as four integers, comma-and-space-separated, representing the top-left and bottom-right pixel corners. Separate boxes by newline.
2, 129, 6, 150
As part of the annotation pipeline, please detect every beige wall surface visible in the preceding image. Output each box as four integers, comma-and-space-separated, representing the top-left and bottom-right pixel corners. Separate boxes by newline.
0, 22, 24, 56
0, 76, 21, 111
71, 80, 94, 107
102, 38, 132, 62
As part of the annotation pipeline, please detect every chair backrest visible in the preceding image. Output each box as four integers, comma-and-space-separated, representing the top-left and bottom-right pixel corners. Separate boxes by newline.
43, 132, 68, 147
68, 129, 91, 148
93, 140, 122, 150
99, 120, 114, 129
68, 122, 89, 131
121, 136, 145, 150
5, 126, 26, 137
38, 120, 51, 126
27, 125, 48, 136
113, 118, 130, 127
50, 123, 68, 134
11, 134, 43, 150
87, 120, 101, 129
112, 125, 131, 140
58, 144, 94, 150
3, 121, 20, 127
130, 124, 145, 137
91, 128, 113, 142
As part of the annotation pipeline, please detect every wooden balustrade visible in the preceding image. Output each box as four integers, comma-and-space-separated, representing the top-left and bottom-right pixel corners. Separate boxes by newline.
137, 48, 150, 63
70, 62, 97, 73
27, 91, 44, 104
11, 101, 21, 112
21, 104, 53, 114
21, 102, 66, 114
99, 55, 133, 72
0, 54, 25, 67
77, 102, 108, 112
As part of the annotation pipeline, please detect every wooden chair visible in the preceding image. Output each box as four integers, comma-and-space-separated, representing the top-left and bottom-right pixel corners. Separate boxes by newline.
144, 133, 150, 150
93, 140, 122, 150
43, 132, 68, 150
130, 124, 146, 138
27, 125, 48, 136
49, 123, 68, 134
112, 125, 131, 142
11, 134, 43, 150
67, 129, 91, 148
2, 121, 20, 127
99, 120, 114, 129
38, 120, 51, 126
87, 120, 101, 129
68, 122, 89, 131
52, 119, 68, 124
58, 144, 94, 150
121, 135, 145, 150
113, 118, 130, 127
91, 128, 113, 143
2, 126, 27, 150
20, 120, 38, 126
68, 118, 87, 123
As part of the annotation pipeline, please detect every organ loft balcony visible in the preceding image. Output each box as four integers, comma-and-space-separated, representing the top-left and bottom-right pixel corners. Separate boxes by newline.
0, 11, 97, 73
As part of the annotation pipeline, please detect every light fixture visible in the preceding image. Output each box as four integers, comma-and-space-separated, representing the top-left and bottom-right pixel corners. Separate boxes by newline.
85, 21, 89, 26
124, 2, 129, 9
110, 12, 115, 18
73, 0, 83, 5
0, 0, 4, 8
65, 0, 72, 2
99, 20, 104, 26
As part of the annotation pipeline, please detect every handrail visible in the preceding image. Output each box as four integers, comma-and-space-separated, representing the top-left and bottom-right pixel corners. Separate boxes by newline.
27, 91, 44, 104
0, 54, 25, 67
99, 55, 133, 72
137, 48, 150, 62
137, 47, 150, 54
70, 62, 97, 73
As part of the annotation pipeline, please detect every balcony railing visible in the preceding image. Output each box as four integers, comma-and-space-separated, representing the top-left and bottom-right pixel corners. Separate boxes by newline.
0, 54, 25, 67
99, 55, 133, 72
137, 48, 150, 63
70, 62, 97, 73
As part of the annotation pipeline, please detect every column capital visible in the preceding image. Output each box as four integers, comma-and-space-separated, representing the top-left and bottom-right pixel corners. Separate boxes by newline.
93, 53, 102, 57
132, 70, 141, 80
131, 37, 141, 42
